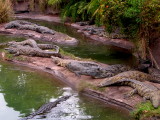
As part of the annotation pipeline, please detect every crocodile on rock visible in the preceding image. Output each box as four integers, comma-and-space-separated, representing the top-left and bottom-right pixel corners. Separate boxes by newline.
5, 39, 61, 58
51, 56, 131, 78
51, 56, 102, 77
98, 78, 160, 108
8, 39, 60, 51
98, 71, 160, 88
5, 20, 55, 35
5, 45, 62, 58
92, 64, 131, 78
20, 95, 71, 120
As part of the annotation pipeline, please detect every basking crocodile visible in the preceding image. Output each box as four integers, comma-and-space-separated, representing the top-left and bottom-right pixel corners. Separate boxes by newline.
21, 95, 71, 120
8, 39, 40, 49
51, 56, 102, 77
5, 20, 55, 35
98, 78, 160, 108
92, 64, 131, 78
66, 61, 102, 77
8, 39, 60, 51
5, 45, 62, 58
99, 71, 160, 87
51, 56, 131, 78
51, 56, 71, 67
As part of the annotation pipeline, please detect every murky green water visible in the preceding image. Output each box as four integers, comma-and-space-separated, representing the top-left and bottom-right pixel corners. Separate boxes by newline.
0, 61, 132, 120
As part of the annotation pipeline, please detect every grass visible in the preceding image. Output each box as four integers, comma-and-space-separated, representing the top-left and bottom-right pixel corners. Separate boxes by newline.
131, 101, 160, 120
0, 0, 13, 23
60, 48, 77, 59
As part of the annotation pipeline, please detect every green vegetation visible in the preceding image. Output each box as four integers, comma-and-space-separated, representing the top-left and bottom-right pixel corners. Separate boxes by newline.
131, 101, 160, 120
0, 0, 13, 23
47, 0, 160, 61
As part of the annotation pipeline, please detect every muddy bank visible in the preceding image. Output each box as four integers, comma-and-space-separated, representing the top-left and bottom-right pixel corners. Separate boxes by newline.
0, 23, 78, 46
1, 52, 153, 113
15, 13, 135, 51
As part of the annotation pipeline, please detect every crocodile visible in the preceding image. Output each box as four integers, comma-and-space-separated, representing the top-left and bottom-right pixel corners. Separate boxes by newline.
51, 56, 131, 78
92, 64, 131, 78
8, 39, 40, 49
148, 67, 160, 78
51, 56, 102, 76
21, 95, 71, 120
5, 45, 62, 58
5, 20, 55, 35
51, 56, 71, 67
76, 21, 89, 26
66, 61, 102, 77
99, 71, 160, 87
98, 78, 160, 108
8, 39, 60, 51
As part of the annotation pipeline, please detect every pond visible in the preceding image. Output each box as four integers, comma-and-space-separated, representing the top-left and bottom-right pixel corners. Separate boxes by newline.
0, 61, 132, 120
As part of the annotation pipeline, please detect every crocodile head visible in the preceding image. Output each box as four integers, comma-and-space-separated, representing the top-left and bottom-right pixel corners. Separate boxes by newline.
5, 47, 17, 54
150, 91, 160, 108
92, 68, 114, 79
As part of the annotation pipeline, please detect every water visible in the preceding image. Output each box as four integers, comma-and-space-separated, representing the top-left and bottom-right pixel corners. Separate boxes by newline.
0, 61, 132, 120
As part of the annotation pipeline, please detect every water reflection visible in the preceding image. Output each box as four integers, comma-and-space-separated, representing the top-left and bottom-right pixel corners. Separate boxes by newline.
0, 93, 20, 120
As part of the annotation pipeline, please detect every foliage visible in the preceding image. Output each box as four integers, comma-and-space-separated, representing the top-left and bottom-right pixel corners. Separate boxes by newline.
0, 0, 13, 23
39, 0, 48, 12
131, 101, 160, 120
61, 0, 89, 22
29, 0, 35, 11
138, 0, 160, 59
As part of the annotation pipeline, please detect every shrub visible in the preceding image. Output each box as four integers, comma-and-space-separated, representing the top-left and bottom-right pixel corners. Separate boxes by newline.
131, 101, 160, 120
0, 0, 13, 23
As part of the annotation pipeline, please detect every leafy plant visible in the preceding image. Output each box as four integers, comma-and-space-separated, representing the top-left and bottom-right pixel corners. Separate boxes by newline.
48, 0, 65, 10
61, 0, 89, 22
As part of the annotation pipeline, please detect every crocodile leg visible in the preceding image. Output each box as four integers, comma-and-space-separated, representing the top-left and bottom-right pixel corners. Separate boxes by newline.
14, 51, 20, 56
123, 89, 137, 98
74, 71, 81, 77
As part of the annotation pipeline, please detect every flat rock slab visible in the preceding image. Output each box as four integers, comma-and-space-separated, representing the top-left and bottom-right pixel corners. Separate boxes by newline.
0, 24, 78, 46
